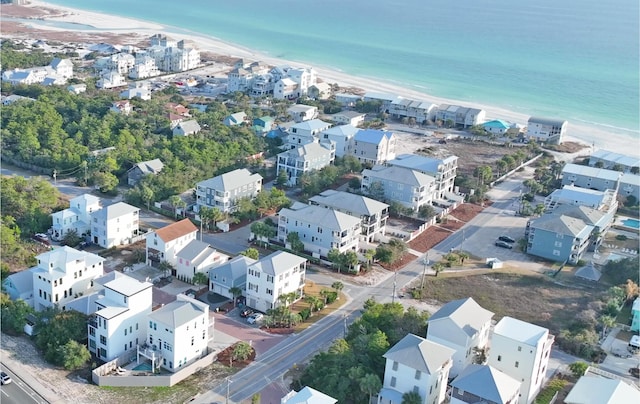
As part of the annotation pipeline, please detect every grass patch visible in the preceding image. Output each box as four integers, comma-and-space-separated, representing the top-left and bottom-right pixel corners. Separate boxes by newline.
534, 378, 568, 404
288, 281, 346, 333
617, 302, 633, 327
616, 329, 636, 342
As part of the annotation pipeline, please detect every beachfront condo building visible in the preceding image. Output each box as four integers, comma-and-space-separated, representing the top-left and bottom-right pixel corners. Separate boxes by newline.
588, 149, 640, 173
435, 104, 486, 128
561, 164, 622, 193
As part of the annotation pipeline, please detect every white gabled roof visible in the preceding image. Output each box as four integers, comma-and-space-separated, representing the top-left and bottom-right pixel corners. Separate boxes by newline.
364, 165, 435, 187
493, 316, 549, 346
282, 386, 337, 404
249, 251, 306, 276
562, 163, 622, 182
383, 333, 454, 375
565, 375, 640, 403
428, 297, 493, 337
279, 205, 361, 232
308, 190, 388, 217
197, 168, 263, 192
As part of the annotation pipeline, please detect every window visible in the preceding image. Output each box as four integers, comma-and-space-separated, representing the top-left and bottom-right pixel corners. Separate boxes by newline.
100, 335, 106, 345
390, 377, 396, 387
413, 386, 419, 394
125, 329, 127, 336
518, 346, 522, 351
392, 361, 398, 371
497, 355, 502, 361
191, 337, 194, 346
202, 330, 206, 340
124, 344, 127, 351
415, 370, 421, 380
515, 361, 519, 368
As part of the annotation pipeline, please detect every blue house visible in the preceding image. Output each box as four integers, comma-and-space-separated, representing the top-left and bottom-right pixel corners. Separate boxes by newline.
632, 298, 640, 332
252, 116, 275, 135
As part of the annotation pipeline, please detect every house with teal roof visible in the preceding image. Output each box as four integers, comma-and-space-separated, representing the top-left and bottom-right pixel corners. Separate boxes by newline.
482, 119, 511, 135
631, 297, 640, 332
253, 116, 275, 135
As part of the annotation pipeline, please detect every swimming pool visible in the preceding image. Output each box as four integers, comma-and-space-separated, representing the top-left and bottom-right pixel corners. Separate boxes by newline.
607, 252, 628, 262
132, 362, 153, 371
622, 218, 640, 229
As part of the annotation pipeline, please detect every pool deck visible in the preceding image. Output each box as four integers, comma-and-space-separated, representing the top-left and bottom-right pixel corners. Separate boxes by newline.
613, 215, 640, 234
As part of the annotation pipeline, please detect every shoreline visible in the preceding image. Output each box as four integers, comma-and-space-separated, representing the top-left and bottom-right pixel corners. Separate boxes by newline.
7, 1, 640, 157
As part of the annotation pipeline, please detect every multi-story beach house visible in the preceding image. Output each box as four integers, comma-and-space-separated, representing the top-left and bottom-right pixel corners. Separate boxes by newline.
175, 239, 229, 284
31, 246, 105, 311
334, 93, 363, 107
388, 154, 458, 200
388, 98, 437, 123
565, 374, 640, 404
588, 149, 640, 173
276, 141, 336, 186
50, 58, 74, 79
195, 169, 263, 214
319, 124, 359, 157
127, 158, 164, 186
361, 165, 436, 211
145, 36, 200, 72
144, 294, 210, 372
544, 185, 618, 213
277, 204, 361, 258
88, 274, 153, 362
90, 202, 140, 248
309, 190, 389, 243
97, 71, 126, 89
308, 82, 332, 100
435, 104, 486, 128
209, 255, 255, 300
487, 317, 554, 404
227, 61, 270, 93
146, 218, 199, 268
50, 193, 102, 241
348, 129, 396, 165
331, 110, 366, 127
526, 117, 567, 145
426, 297, 494, 378
378, 333, 455, 404
286, 119, 333, 147
450, 364, 521, 404
363, 92, 398, 113
525, 204, 612, 264
619, 173, 640, 201
245, 251, 307, 313
129, 54, 161, 79
286, 104, 318, 123
274, 78, 299, 100
561, 163, 623, 192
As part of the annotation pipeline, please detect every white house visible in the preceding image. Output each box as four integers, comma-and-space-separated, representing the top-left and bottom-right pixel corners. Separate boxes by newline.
334, 93, 362, 107
388, 154, 459, 200
110, 100, 132, 115
50, 58, 74, 78
276, 141, 336, 186
487, 317, 554, 404
245, 251, 307, 313
90, 202, 140, 248
361, 165, 436, 212
349, 129, 396, 165
146, 218, 199, 268
426, 297, 494, 378
450, 364, 521, 404
50, 193, 102, 241
209, 255, 255, 300
274, 77, 299, 99
144, 294, 210, 372
195, 169, 263, 214
308, 82, 332, 100
309, 190, 389, 243
120, 87, 151, 101
564, 374, 640, 404
277, 204, 361, 258
319, 124, 359, 157
223, 112, 248, 126
389, 98, 437, 123
97, 71, 127, 89
173, 119, 202, 136
31, 246, 105, 311
281, 386, 337, 404
526, 117, 567, 145
331, 110, 366, 127
287, 104, 318, 123
88, 274, 153, 362
67, 83, 87, 94
175, 239, 229, 284
378, 333, 455, 404
288, 119, 333, 143
2, 270, 34, 307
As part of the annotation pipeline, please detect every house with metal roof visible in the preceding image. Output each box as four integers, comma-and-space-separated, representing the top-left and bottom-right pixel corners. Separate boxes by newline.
281, 386, 337, 404
426, 297, 494, 378
173, 119, 201, 136
88, 273, 153, 362
145, 293, 210, 372
361, 165, 436, 212
544, 185, 618, 213
526, 116, 567, 145
3, 269, 35, 307
331, 110, 366, 127
276, 141, 336, 186
619, 172, 640, 201
450, 364, 521, 404
222, 112, 247, 126
308, 82, 332, 100
334, 93, 362, 107
209, 255, 255, 300
525, 204, 611, 264
127, 158, 165, 186
287, 104, 318, 122
309, 190, 389, 242
561, 163, 622, 192
319, 124, 359, 157
388, 154, 458, 200
195, 168, 263, 213
277, 204, 361, 258
90, 202, 140, 248
565, 374, 640, 403
487, 317, 554, 404
245, 251, 307, 313
175, 239, 229, 284
482, 119, 511, 135
253, 116, 275, 135
146, 218, 199, 267
388, 97, 437, 123
588, 149, 640, 173
50, 193, 102, 241
349, 129, 396, 165
435, 104, 486, 128
378, 333, 455, 404
288, 119, 333, 140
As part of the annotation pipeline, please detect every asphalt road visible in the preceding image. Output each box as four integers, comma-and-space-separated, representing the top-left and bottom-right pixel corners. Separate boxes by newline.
0, 365, 47, 404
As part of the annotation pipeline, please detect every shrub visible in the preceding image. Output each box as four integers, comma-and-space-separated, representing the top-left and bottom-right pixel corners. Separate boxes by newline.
616, 234, 628, 241
299, 308, 311, 321
325, 291, 338, 304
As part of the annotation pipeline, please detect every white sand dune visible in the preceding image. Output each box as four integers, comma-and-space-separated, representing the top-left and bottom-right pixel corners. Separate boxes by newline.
24, 1, 639, 157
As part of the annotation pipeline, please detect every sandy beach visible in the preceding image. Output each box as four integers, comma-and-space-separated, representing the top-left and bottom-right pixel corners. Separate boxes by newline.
5, 1, 638, 158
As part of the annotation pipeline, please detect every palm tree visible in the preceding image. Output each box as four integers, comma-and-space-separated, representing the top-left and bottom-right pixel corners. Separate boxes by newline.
304, 295, 321, 314
401, 391, 422, 404
168, 195, 182, 219
599, 315, 616, 338
198, 206, 212, 241
359, 373, 382, 404
229, 286, 243, 308
192, 272, 208, 286
331, 281, 344, 298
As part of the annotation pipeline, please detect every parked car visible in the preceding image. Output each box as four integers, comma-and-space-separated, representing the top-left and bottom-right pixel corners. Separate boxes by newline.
498, 235, 516, 243
247, 313, 263, 324
1, 371, 12, 385
495, 240, 513, 249
240, 308, 254, 318
32, 233, 50, 246
630, 367, 640, 379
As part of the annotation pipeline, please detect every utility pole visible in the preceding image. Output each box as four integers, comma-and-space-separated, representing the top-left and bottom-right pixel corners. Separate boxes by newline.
83, 161, 88, 184
421, 251, 429, 290
52, 169, 57, 185
391, 270, 398, 303
226, 377, 230, 404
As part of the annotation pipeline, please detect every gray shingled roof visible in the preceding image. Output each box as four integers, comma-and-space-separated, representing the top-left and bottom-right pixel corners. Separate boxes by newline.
364, 165, 435, 187
451, 364, 521, 404
209, 255, 255, 284
428, 297, 494, 337
528, 116, 567, 127
133, 158, 164, 175
528, 213, 591, 237
383, 333, 455, 375
249, 251, 306, 276
279, 205, 361, 232
279, 142, 334, 161
176, 239, 221, 267
149, 299, 206, 328
197, 168, 263, 192
309, 190, 388, 217
389, 153, 457, 175
175, 119, 201, 134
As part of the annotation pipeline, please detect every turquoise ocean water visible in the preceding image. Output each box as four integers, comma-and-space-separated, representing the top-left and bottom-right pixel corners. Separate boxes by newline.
44, 0, 639, 137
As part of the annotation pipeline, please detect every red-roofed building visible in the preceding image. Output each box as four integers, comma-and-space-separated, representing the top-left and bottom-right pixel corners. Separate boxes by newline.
145, 218, 198, 269
165, 102, 191, 117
